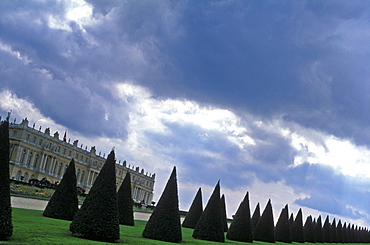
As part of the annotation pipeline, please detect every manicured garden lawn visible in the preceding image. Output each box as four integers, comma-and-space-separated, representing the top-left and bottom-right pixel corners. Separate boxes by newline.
2, 208, 367, 244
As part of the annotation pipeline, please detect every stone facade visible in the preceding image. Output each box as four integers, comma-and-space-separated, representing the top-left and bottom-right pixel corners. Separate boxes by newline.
8, 117, 155, 204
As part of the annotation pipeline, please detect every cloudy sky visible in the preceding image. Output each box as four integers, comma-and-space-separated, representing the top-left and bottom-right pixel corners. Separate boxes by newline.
1, 0, 370, 227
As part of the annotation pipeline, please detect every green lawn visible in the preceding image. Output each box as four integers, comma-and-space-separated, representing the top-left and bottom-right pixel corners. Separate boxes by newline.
1, 208, 367, 244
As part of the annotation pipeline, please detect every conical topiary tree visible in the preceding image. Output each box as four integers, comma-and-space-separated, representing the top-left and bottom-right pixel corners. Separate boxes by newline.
331, 218, 338, 243
289, 213, 294, 227
323, 215, 332, 243
182, 187, 203, 229
275, 204, 292, 243
226, 192, 253, 243
251, 203, 260, 233
220, 194, 228, 232
304, 215, 315, 243
0, 120, 12, 240
142, 166, 182, 243
253, 199, 275, 243
70, 150, 119, 242
337, 220, 344, 243
315, 215, 324, 243
291, 208, 304, 242
43, 159, 78, 220
342, 222, 348, 243
117, 172, 134, 226
193, 181, 224, 242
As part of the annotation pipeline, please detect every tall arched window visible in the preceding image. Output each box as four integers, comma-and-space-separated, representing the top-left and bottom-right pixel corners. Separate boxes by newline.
80, 171, 85, 183
33, 154, 39, 168
57, 163, 63, 175
76, 169, 80, 181
26, 152, 33, 167
15, 170, 22, 180
23, 172, 29, 182
20, 149, 26, 163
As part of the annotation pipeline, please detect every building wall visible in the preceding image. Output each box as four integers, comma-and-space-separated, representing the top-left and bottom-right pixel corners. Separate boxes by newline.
8, 118, 155, 204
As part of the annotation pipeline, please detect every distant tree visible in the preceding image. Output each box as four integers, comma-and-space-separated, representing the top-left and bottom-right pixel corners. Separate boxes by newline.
304, 215, 315, 243
291, 208, 304, 242
182, 187, 203, 229
253, 199, 275, 243
251, 203, 260, 233
275, 204, 292, 243
220, 194, 228, 232
337, 220, 343, 243
193, 181, 224, 242
226, 192, 253, 243
322, 215, 332, 243
70, 150, 120, 242
142, 166, 182, 243
117, 172, 134, 226
342, 222, 348, 243
0, 120, 13, 240
347, 223, 353, 243
43, 159, 78, 220
331, 218, 338, 243
314, 215, 324, 243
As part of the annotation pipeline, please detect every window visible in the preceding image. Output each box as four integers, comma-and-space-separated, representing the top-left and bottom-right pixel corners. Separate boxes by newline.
80, 155, 83, 161
68, 151, 71, 157
33, 154, 39, 168
76, 153, 79, 160
13, 131, 18, 137
20, 149, 26, 163
26, 152, 32, 166
62, 148, 66, 155
85, 157, 88, 163
57, 163, 63, 175
39, 139, 43, 145
26, 134, 30, 141
80, 171, 85, 182
32, 136, 36, 143
76, 169, 80, 180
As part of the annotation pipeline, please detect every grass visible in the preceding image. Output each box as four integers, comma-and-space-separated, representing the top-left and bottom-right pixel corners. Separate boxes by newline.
1, 208, 367, 245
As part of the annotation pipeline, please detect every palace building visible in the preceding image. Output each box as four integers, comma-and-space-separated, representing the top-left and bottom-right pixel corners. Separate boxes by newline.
8, 117, 155, 204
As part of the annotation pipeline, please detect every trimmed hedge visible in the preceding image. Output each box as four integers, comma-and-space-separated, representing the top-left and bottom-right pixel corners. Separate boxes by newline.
0, 120, 12, 240
220, 194, 228, 232
291, 208, 304, 243
182, 187, 203, 229
117, 172, 134, 226
142, 166, 182, 243
43, 159, 78, 220
331, 218, 338, 243
253, 199, 275, 243
226, 192, 253, 243
251, 202, 260, 233
323, 215, 332, 243
192, 181, 224, 242
304, 215, 315, 243
315, 215, 324, 243
70, 150, 120, 242
275, 204, 292, 243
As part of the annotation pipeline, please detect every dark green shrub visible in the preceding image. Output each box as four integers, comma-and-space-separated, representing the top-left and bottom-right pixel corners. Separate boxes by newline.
0, 120, 12, 240
192, 181, 224, 242
142, 166, 182, 243
70, 150, 119, 242
43, 159, 78, 220
291, 208, 304, 242
322, 215, 332, 243
331, 218, 338, 243
337, 219, 343, 243
220, 194, 228, 232
289, 213, 294, 227
117, 172, 134, 226
275, 204, 292, 243
226, 192, 253, 243
182, 187, 203, 229
251, 203, 260, 233
342, 222, 348, 243
304, 215, 315, 243
253, 199, 275, 243
314, 215, 324, 243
